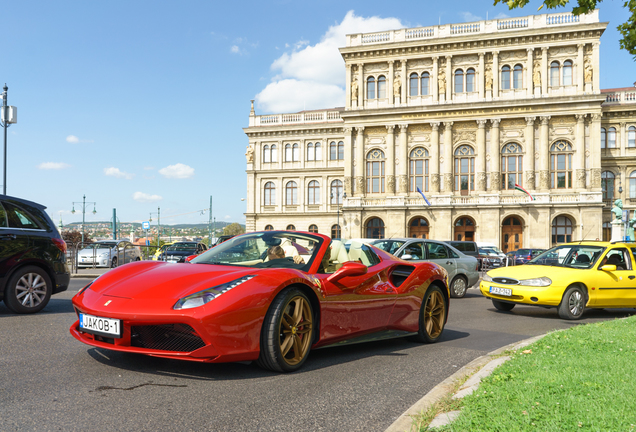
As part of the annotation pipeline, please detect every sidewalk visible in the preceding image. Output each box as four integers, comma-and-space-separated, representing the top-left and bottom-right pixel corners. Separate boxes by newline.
70, 267, 111, 278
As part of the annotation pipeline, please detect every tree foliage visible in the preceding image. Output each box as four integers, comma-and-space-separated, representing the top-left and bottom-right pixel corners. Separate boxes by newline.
494, 0, 636, 57
223, 223, 245, 236
61, 230, 93, 246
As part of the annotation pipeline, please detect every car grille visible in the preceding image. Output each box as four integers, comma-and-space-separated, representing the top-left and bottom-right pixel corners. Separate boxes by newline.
130, 324, 206, 352
492, 277, 519, 285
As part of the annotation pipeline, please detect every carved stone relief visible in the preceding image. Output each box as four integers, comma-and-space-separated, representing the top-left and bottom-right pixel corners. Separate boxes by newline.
355, 176, 365, 195
408, 124, 432, 133
408, 135, 430, 144
477, 172, 487, 191
549, 46, 577, 56
499, 50, 526, 61
551, 116, 576, 125
539, 170, 550, 189
408, 58, 433, 68
364, 63, 389, 73
431, 174, 440, 192
387, 175, 396, 194
576, 169, 586, 188
344, 177, 352, 195
591, 168, 601, 189
525, 171, 536, 188
453, 54, 479, 66
398, 175, 408, 194
490, 172, 501, 191
453, 130, 476, 144
443, 173, 453, 193
365, 126, 386, 135
500, 118, 527, 128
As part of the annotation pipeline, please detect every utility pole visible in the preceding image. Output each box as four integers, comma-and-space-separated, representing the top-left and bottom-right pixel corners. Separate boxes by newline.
208, 195, 213, 247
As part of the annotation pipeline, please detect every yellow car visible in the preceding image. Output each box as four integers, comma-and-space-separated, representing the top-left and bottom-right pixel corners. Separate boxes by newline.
151, 242, 175, 261
480, 241, 636, 320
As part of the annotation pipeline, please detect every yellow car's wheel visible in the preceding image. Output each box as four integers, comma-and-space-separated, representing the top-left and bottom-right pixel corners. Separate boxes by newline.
558, 286, 586, 320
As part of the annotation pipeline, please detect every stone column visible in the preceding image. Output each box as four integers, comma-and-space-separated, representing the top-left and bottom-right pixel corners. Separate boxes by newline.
590, 113, 602, 189
355, 127, 365, 196
527, 48, 534, 98
489, 119, 501, 192
343, 127, 354, 196
254, 141, 261, 171
620, 122, 627, 157
278, 140, 283, 170
539, 116, 551, 190
299, 175, 306, 212
345, 64, 352, 109
430, 122, 440, 193
492, 51, 499, 99
432, 56, 439, 103
401, 60, 407, 106
398, 124, 409, 194
357, 63, 364, 107
478, 52, 485, 99
577, 44, 585, 94
575, 114, 587, 189
386, 125, 396, 194
443, 122, 454, 193
541, 47, 548, 96
388, 61, 394, 108
592, 42, 600, 94
525, 117, 536, 189
446, 55, 452, 101
476, 120, 487, 191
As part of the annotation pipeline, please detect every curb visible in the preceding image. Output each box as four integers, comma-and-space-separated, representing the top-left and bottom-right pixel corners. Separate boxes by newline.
384, 333, 548, 432
71, 274, 102, 278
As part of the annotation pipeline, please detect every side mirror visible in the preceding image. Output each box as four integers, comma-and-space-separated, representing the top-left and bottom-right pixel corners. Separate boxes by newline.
600, 264, 617, 271
326, 261, 367, 283
401, 254, 413, 260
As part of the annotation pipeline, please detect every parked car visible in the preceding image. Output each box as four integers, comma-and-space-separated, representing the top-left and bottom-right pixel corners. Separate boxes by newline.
481, 241, 636, 320
505, 248, 546, 265
0, 194, 70, 313
157, 241, 208, 263
211, 235, 235, 247
445, 240, 504, 270
77, 240, 141, 268
361, 238, 480, 298
70, 231, 449, 372
151, 241, 175, 261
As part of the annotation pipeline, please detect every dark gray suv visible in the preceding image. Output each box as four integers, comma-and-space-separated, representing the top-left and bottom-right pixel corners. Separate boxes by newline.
0, 195, 70, 313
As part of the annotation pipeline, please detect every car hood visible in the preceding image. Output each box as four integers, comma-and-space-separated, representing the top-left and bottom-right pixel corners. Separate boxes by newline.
87, 261, 265, 300
79, 247, 113, 254
487, 264, 569, 280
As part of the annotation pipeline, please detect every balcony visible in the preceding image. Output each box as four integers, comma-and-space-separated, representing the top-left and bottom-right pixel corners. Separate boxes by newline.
602, 88, 636, 105
248, 110, 343, 127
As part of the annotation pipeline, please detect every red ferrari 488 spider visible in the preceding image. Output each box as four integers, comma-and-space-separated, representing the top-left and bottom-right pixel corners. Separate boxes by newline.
70, 231, 449, 372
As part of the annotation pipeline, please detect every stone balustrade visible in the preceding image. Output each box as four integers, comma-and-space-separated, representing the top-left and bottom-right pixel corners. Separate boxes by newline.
603, 89, 636, 104
248, 110, 342, 127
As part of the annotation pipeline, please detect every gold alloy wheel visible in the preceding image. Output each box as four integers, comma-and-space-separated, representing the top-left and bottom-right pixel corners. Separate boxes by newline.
424, 290, 446, 339
278, 295, 313, 366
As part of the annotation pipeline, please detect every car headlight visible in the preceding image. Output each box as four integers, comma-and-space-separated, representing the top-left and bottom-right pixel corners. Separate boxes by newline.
99, 252, 109, 257
519, 277, 552, 287
482, 273, 493, 282
173, 275, 255, 310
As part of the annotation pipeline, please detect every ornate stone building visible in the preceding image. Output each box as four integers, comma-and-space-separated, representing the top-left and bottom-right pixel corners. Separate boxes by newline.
244, 10, 636, 252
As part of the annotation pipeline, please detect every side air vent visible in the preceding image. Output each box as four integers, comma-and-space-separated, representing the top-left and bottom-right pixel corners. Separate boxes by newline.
389, 265, 416, 287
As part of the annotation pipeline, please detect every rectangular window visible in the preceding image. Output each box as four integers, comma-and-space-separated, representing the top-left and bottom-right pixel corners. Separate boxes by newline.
629, 128, 636, 148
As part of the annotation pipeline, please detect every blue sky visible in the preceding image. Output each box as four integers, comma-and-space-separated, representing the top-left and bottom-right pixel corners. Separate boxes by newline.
3, 0, 633, 226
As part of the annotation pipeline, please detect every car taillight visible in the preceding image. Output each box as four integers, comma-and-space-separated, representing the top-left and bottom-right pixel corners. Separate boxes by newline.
52, 238, 67, 254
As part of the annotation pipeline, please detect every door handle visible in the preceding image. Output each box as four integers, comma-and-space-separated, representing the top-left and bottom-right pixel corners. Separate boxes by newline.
0, 234, 16, 240
446, 261, 453, 265
629, 275, 635, 280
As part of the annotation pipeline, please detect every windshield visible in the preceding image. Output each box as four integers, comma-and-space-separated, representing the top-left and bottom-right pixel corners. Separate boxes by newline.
84, 242, 116, 249
480, 247, 502, 256
167, 243, 198, 252
191, 231, 324, 270
529, 245, 605, 268
370, 240, 406, 255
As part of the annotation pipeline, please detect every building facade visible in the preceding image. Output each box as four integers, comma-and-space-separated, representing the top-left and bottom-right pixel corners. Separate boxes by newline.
244, 10, 636, 252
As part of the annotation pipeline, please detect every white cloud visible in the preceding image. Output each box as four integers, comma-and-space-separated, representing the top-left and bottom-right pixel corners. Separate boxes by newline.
494, 13, 510, 19
231, 45, 240, 54
104, 167, 134, 180
225, 215, 231, 219
159, 163, 195, 179
132, 192, 163, 203
38, 162, 70, 170
66, 135, 93, 144
460, 12, 482, 22
255, 11, 404, 113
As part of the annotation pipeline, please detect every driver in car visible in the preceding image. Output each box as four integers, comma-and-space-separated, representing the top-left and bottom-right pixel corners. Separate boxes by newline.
267, 245, 305, 265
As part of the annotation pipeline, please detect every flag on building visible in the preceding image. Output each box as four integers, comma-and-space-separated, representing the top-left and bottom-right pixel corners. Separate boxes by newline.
514, 183, 535, 201
417, 187, 431, 206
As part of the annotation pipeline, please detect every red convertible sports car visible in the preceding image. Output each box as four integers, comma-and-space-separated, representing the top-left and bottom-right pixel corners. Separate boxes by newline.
70, 231, 449, 372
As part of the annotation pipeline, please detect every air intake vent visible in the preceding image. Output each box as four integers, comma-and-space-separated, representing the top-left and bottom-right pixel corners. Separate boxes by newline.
131, 324, 205, 352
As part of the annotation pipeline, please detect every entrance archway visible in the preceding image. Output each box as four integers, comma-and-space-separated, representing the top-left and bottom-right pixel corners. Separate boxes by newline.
409, 217, 429, 238
501, 216, 523, 253
365, 217, 385, 239
454, 216, 475, 241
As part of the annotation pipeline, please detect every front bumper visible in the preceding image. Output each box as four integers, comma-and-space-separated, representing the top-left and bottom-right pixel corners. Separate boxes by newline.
479, 281, 564, 307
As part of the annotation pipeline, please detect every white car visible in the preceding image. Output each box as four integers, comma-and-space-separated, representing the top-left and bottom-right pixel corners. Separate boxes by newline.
77, 240, 141, 268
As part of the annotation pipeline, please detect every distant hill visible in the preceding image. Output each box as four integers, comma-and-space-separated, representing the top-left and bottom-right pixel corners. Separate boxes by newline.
65, 221, 244, 230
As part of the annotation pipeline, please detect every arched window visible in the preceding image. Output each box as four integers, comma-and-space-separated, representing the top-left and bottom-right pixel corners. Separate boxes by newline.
264, 224, 274, 231
454, 145, 475, 195
367, 76, 375, 99
563, 60, 573, 86
550, 61, 560, 86
552, 215, 573, 245
630, 171, 636, 198
550, 141, 573, 189
410, 73, 419, 96
264, 181, 276, 206
337, 141, 344, 160
285, 144, 292, 162
307, 180, 320, 205
601, 127, 606, 148
409, 147, 430, 192
466, 68, 475, 92
292, 143, 299, 162
331, 224, 341, 239
513, 64, 523, 89
501, 142, 523, 190
330, 141, 337, 160
409, 217, 429, 239
285, 181, 298, 205
366, 149, 386, 194
271, 144, 278, 162
307, 142, 314, 161
331, 179, 343, 204
602, 171, 615, 201
454, 69, 464, 93
315, 142, 322, 160
263, 145, 270, 163
308, 224, 319, 234
286, 224, 296, 231
377, 75, 386, 99
629, 126, 636, 148
608, 127, 616, 148
365, 217, 385, 239
501, 65, 511, 90
421, 72, 430, 96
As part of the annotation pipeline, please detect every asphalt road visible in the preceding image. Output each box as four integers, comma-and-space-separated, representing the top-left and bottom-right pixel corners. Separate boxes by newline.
1, 279, 634, 432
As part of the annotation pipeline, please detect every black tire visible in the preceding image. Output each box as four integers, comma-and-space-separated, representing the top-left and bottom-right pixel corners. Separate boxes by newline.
492, 299, 515, 311
3, 266, 52, 314
411, 285, 447, 343
558, 286, 586, 320
256, 288, 314, 372
449, 276, 468, 298
110, 257, 118, 268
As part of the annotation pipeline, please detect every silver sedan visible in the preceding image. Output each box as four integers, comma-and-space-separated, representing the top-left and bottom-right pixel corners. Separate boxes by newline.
77, 240, 141, 268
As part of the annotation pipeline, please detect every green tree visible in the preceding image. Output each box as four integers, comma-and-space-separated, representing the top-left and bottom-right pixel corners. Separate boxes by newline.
223, 223, 245, 236
494, 0, 636, 56
61, 230, 93, 246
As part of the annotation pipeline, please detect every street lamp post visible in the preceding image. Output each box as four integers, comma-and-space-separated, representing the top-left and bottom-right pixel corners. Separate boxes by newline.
149, 207, 161, 246
71, 195, 97, 244
1, 85, 18, 195
331, 191, 347, 239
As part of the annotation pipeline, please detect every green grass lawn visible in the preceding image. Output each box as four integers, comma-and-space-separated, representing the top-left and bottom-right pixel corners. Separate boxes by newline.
423, 315, 636, 431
